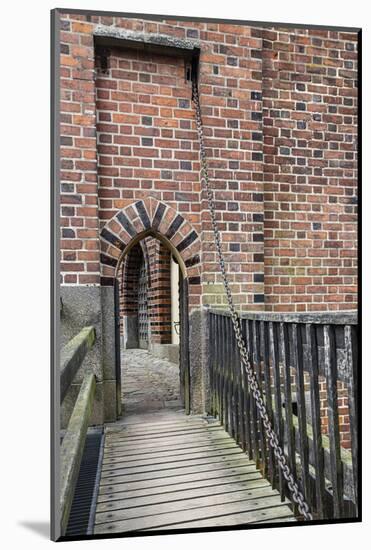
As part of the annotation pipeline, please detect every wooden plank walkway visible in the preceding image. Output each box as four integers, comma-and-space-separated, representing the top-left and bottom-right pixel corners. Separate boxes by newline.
93, 411, 296, 534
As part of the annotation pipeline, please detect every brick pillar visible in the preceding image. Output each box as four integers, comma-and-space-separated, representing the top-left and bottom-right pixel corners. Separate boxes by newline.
146, 237, 172, 345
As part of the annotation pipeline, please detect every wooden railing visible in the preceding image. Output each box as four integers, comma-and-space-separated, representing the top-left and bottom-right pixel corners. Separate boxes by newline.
60, 326, 96, 535
207, 310, 358, 520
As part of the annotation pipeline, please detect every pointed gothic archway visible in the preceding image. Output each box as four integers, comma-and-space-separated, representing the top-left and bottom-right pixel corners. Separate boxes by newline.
99, 197, 202, 415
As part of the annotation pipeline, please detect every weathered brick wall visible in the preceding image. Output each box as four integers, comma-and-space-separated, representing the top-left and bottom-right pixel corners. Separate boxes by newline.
60, 17, 99, 285
146, 237, 172, 344
59, 13, 266, 312
59, 11, 358, 312
261, 28, 358, 312
119, 237, 172, 345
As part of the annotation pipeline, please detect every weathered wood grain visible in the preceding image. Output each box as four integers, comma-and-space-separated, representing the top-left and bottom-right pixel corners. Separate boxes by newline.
291, 323, 310, 504
95, 486, 290, 524
324, 325, 344, 518
94, 494, 291, 533
94, 412, 295, 534
102, 445, 242, 469
306, 323, 326, 518
97, 470, 265, 503
345, 324, 358, 514
96, 478, 271, 513
150, 506, 297, 529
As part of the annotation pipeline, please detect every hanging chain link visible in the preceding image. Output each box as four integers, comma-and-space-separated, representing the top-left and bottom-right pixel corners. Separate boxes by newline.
192, 80, 312, 521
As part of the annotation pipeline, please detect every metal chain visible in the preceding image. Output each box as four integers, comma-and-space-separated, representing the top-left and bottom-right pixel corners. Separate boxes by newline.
192, 80, 313, 521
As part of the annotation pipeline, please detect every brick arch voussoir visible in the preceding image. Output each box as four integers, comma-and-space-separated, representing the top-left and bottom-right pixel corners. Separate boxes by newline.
99, 198, 201, 285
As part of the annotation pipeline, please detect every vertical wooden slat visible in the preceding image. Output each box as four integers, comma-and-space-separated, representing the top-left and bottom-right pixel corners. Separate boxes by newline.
225, 315, 232, 436
280, 321, 297, 512
213, 314, 219, 419
236, 324, 246, 452
252, 320, 264, 471
324, 324, 344, 518
213, 313, 218, 417
344, 325, 358, 515
223, 315, 232, 433
260, 320, 274, 485
291, 323, 310, 507
223, 315, 231, 433
223, 314, 228, 429
248, 320, 259, 466
217, 314, 222, 419
218, 314, 224, 424
269, 321, 284, 500
212, 314, 217, 416
207, 312, 212, 416
233, 317, 243, 448
209, 313, 215, 417
255, 321, 267, 476
243, 319, 253, 459
222, 314, 229, 431
306, 323, 326, 519
230, 315, 238, 440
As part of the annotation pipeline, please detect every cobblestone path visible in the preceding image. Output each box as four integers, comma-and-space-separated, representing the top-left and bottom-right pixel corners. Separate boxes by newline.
121, 349, 181, 413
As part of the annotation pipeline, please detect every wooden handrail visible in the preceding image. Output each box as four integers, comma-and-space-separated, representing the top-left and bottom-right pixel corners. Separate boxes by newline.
60, 326, 96, 402
60, 372, 96, 536
208, 308, 357, 325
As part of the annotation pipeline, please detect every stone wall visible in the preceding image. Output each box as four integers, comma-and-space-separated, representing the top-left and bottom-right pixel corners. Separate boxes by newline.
60, 286, 118, 428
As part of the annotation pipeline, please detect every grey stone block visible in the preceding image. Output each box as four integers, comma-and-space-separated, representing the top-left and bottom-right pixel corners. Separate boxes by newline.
189, 308, 208, 414
94, 25, 200, 51
123, 315, 139, 349
101, 286, 116, 380
60, 285, 120, 426
60, 287, 103, 383
150, 343, 179, 364
103, 380, 118, 423
61, 381, 104, 430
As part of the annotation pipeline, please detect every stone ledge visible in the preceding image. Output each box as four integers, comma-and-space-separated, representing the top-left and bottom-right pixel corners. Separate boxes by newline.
94, 25, 200, 54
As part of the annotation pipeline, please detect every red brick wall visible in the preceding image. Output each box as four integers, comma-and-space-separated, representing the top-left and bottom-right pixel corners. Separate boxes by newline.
59, 12, 358, 314
119, 237, 172, 345
145, 237, 172, 344
59, 13, 266, 312
261, 28, 358, 312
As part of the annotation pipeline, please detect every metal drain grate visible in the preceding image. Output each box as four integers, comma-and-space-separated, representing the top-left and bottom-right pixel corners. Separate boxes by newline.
65, 428, 104, 537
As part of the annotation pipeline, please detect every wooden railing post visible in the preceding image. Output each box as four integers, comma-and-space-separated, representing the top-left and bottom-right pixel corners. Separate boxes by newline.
324, 324, 344, 518
345, 325, 358, 514
306, 323, 326, 518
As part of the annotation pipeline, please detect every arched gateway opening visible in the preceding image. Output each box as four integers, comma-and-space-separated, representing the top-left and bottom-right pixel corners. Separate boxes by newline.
100, 198, 201, 417
118, 235, 186, 413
